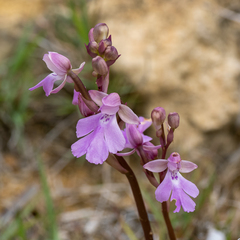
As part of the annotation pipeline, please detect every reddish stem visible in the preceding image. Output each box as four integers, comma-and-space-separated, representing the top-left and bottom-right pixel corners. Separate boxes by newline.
115, 155, 154, 240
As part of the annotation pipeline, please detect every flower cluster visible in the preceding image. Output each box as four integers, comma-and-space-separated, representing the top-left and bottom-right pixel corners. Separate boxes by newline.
86, 23, 120, 93
29, 22, 199, 215
71, 91, 139, 164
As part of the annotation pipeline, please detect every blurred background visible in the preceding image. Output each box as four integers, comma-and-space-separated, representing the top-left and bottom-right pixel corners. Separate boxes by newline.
0, 0, 240, 239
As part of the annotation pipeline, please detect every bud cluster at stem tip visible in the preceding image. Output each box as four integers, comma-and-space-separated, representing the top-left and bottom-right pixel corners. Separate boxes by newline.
86, 23, 119, 67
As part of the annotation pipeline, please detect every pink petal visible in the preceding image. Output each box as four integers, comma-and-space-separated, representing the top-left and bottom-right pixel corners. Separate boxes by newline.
180, 160, 198, 173
178, 173, 199, 198
121, 129, 133, 149
142, 144, 161, 151
115, 149, 136, 156
118, 104, 140, 125
138, 117, 152, 133
29, 73, 61, 96
142, 135, 152, 143
86, 127, 109, 164
72, 62, 85, 75
100, 93, 121, 115
170, 188, 182, 213
43, 54, 65, 75
71, 131, 95, 158
76, 113, 101, 138
155, 170, 172, 202
89, 90, 108, 106
171, 187, 196, 213
48, 52, 71, 73
66, 75, 74, 83
103, 115, 125, 153
126, 124, 143, 148
50, 74, 68, 94
72, 90, 79, 105
102, 93, 121, 106
178, 190, 196, 213
143, 159, 168, 173
88, 28, 94, 42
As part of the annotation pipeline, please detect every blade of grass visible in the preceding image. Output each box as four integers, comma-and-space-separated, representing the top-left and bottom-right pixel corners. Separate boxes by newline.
69, 0, 90, 45
120, 217, 139, 240
38, 157, 59, 240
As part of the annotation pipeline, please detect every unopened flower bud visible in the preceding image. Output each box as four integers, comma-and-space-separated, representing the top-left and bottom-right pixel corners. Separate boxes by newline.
127, 124, 143, 148
168, 112, 180, 129
88, 41, 99, 53
151, 107, 166, 130
104, 46, 118, 61
92, 56, 108, 76
93, 23, 109, 43
98, 38, 112, 54
88, 28, 94, 42
92, 71, 98, 77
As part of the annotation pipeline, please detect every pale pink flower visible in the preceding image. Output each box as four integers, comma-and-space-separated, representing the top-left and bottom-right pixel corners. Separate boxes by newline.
144, 152, 199, 213
71, 90, 140, 164
29, 52, 85, 96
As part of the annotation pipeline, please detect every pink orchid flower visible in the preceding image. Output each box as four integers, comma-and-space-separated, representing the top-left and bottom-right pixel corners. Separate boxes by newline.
29, 52, 85, 96
144, 152, 199, 213
71, 90, 140, 164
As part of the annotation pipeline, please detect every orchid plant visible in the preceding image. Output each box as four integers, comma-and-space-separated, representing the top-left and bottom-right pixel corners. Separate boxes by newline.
29, 23, 199, 240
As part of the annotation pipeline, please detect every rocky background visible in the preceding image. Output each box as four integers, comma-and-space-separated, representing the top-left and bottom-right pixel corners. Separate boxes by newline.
0, 0, 240, 239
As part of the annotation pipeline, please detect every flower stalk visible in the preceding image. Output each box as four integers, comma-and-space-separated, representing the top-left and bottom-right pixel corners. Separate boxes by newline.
115, 155, 154, 240
67, 70, 91, 101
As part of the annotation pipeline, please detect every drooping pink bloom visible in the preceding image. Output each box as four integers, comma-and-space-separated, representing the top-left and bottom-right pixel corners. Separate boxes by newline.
117, 117, 161, 158
29, 52, 85, 96
71, 90, 140, 164
143, 152, 199, 213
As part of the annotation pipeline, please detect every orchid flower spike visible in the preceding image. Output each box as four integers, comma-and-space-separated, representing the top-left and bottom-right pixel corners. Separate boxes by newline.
144, 152, 199, 213
29, 52, 85, 96
71, 90, 140, 164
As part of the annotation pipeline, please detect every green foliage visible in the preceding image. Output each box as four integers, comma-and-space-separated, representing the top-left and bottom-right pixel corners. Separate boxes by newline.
120, 218, 139, 240
0, 25, 41, 151
38, 158, 59, 240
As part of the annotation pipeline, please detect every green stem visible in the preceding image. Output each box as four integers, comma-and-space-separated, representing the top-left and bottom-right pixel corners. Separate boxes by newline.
115, 155, 154, 240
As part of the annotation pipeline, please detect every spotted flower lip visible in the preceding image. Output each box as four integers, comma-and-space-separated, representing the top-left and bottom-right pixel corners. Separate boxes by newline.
71, 91, 140, 164
29, 52, 85, 96
143, 152, 199, 213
